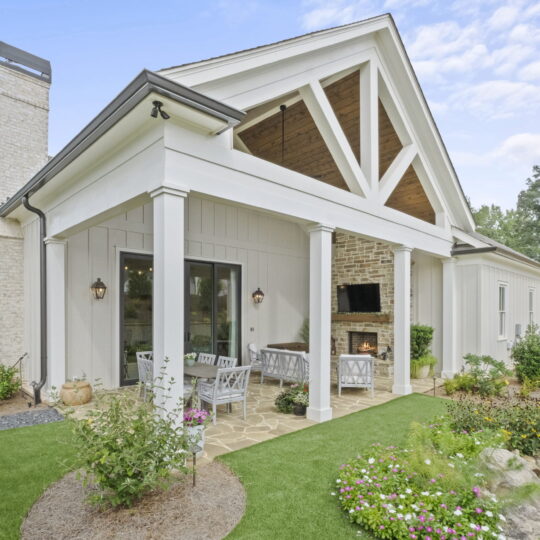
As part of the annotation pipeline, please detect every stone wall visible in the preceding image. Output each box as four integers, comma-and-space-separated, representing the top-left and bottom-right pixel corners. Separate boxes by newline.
0, 62, 50, 365
331, 232, 395, 378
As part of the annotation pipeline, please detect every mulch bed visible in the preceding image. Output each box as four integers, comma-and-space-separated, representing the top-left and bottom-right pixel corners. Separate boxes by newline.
0, 393, 40, 416
22, 461, 245, 540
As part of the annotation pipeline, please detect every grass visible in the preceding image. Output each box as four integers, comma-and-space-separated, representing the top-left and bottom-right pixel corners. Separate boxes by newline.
220, 394, 447, 540
0, 421, 76, 540
0, 394, 446, 540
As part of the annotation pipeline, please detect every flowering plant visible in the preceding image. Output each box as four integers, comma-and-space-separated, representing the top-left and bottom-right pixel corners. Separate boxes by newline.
183, 408, 211, 427
275, 382, 309, 413
184, 353, 197, 361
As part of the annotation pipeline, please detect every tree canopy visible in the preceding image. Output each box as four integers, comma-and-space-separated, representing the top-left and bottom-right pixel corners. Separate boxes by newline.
471, 165, 540, 262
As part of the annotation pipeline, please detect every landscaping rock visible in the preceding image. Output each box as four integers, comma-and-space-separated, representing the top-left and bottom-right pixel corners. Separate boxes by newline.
0, 408, 63, 431
504, 494, 540, 540
480, 448, 539, 489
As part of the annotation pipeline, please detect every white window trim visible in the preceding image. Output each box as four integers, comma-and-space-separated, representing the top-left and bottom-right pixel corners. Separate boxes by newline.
529, 287, 535, 326
498, 282, 508, 340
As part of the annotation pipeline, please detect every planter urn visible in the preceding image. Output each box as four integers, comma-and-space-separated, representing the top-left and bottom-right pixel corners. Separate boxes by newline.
293, 403, 307, 416
60, 381, 92, 406
412, 365, 430, 379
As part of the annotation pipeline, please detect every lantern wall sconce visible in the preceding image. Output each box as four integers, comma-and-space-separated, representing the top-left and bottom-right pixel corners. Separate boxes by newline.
252, 287, 264, 304
91, 278, 107, 300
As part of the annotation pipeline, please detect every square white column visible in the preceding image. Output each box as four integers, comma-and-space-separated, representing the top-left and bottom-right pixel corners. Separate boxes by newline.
45, 237, 67, 393
150, 186, 187, 415
307, 224, 334, 423
441, 257, 457, 378
392, 246, 413, 395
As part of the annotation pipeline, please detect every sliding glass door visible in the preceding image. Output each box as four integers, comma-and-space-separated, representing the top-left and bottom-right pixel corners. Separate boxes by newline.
185, 261, 241, 361
120, 252, 153, 386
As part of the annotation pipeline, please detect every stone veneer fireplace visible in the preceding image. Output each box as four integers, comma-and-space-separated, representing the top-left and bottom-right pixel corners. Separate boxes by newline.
349, 331, 378, 355
331, 232, 395, 378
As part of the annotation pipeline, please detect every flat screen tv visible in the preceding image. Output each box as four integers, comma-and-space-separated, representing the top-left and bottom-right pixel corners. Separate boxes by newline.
337, 284, 381, 313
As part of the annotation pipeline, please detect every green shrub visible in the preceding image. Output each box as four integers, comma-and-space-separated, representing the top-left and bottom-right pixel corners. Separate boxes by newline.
410, 324, 434, 360
335, 424, 504, 540
0, 364, 21, 400
69, 362, 188, 507
446, 354, 511, 397
512, 324, 540, 383
275, 383, 308, 413
446, 396, 540, 456
410, 354, 437, 378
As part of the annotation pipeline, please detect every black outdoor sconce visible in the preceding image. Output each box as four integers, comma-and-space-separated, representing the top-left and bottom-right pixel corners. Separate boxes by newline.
91, 278, 107, 300
252, 287, 264, 304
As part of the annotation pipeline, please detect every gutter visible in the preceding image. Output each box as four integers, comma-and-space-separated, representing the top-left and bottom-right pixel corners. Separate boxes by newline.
451, 246, 497, 256
0, 69, 245, 218
21, 196, 47, 406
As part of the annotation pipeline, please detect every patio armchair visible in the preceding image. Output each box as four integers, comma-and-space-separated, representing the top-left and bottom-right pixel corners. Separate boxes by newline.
336, 354, 374, 398
198, 365, 251, 424
216, 355, 237, 368
197, 352, 216, 365
247, 343, 263, 372
259, 348, 309, 387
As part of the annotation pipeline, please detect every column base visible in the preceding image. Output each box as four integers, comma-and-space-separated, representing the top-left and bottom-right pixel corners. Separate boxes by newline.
440, 370, 455, 379
391, 384, 413, 395
307, 406, 333, 423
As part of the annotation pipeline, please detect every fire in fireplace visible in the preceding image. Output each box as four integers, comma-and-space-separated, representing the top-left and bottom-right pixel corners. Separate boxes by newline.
349, 331, 378, 355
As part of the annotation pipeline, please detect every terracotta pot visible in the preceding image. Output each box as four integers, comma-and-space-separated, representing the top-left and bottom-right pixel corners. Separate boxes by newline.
60, 381, 92, 406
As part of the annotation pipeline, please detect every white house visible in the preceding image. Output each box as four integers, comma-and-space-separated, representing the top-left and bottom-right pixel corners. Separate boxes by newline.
1, 15, 539, 421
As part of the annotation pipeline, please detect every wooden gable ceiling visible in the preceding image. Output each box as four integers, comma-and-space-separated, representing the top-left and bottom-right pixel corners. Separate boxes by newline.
324, 71, 360, 163
237, 96, 349, 191
385, 164, 435, 224
379, 100, 402, 179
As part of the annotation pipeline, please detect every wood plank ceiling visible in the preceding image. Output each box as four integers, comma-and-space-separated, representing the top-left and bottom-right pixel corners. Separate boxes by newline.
235, 71, 436, 224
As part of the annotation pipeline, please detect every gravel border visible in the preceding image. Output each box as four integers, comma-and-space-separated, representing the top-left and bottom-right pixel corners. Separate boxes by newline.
22, 461, 245, 540
0, 408, 64, 431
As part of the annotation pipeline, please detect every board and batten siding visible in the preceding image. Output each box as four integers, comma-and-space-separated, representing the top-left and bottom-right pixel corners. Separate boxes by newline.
24, 195, 309, 389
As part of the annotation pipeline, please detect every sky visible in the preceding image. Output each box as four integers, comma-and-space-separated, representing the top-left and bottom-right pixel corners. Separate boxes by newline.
2, 0, 540, 210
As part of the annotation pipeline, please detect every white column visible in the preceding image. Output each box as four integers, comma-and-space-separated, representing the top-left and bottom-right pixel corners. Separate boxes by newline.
392, 246, 413, 395
45, 237, 66, 393
307, 224, 334, 423
441, 257, 457, 378
150, 186, 187, 415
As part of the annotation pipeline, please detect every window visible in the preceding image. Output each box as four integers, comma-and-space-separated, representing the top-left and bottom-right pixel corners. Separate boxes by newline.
529, 288, 535, 325
498, 284, 507, 338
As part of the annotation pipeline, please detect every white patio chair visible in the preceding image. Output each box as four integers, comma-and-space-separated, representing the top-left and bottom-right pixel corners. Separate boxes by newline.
198, 352, 216, 365
199, 365, 251, 424
136, 356, 153, 401
247, 343, 263, 372
260, 348, 309, 387
216, 355, 237, 368
337, 354, 374, 398
136, 351, 153, 363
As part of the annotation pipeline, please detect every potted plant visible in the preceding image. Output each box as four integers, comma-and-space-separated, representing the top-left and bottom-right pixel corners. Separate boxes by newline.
60, 373, 92, 406
184, 352, 197, 367
183, 407, 211, 457
275, 382, 309, 414
410, 324, 437, 379
292, 391, 308, 416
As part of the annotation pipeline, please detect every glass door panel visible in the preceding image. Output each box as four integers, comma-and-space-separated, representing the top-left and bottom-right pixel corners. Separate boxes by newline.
216, 265, 240, 358
185, 262, 214, 354
120, 253, 153, 385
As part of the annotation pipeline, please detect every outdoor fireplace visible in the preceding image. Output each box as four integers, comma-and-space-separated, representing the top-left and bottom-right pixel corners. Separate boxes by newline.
349, 331, 378, 355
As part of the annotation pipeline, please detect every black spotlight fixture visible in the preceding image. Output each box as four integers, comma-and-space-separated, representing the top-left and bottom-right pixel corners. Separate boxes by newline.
150, 100, 170, 120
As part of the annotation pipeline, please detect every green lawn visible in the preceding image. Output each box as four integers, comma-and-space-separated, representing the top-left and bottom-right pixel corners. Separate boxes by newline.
0, 394, 446, 540
220, 394, 447, 540
0, 421, 76, 540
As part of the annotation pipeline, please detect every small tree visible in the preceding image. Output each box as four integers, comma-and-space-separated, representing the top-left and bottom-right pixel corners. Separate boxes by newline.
512, 323, 540, 383
410, 324, 437, 377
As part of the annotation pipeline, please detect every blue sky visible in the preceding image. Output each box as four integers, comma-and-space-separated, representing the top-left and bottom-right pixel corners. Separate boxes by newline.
2, 0, 540, 210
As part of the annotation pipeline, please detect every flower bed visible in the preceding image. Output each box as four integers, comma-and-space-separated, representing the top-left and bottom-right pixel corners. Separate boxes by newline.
334, 422, 507, 539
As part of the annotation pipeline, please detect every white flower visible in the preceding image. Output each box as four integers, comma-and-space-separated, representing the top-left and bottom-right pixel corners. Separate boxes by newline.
482, 526, 489, 532
368, 457, 375, 464
436, 491, 442, 496
474, 473, 484, 477
380, 494, 386, 499
405, 488, 412, 494
349, 509, 355, 513
398, 505, 404, 509
399, 494, 406, 499
336, 479, 341, 483
389, 508, 396, 514
499, 514, 506, 522
361, 468, 366, 473
421, 491, 430, 496
454, 509, 463, 516
424, 459, 432, 465
448, 463, 455, 468
486, 510, 493, 517
405, 513, 412, 521
470, 523, 477, 529
330, 492, 336, 496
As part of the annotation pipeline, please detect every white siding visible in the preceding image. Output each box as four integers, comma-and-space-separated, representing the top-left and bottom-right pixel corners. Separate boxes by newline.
456, 264, 481, 363
412, 252, 443, 371
57, 196, 308, 388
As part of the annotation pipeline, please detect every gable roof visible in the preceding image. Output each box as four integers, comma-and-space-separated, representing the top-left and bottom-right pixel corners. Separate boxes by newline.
160, 14, 475, 232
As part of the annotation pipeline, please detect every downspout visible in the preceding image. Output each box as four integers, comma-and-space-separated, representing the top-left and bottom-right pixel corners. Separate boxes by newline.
22, 195, 47, 406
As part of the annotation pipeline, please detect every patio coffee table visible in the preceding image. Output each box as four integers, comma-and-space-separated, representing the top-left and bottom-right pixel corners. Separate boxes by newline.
184, 362, 218, 379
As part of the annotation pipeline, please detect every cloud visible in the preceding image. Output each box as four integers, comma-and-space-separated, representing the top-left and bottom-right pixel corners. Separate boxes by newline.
487, 5, 520, 30
300, 0, 379, 30
519, 60, 540, 80
496, 132, 540, 163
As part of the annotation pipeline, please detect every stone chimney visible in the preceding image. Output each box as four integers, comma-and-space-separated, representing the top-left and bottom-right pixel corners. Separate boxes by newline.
0, 42, 51, 367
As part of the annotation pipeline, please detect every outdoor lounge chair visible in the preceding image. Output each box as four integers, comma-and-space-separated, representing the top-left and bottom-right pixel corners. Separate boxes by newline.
216, 355, 237, 368
259, 348, 309, 387
247, 343, 263, 372
198, 365, 251, 424
336, 354, 374, 397
197, 352, 217, 365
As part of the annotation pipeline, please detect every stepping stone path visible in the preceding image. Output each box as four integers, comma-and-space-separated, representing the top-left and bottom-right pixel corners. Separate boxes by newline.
0, 408, 64, 430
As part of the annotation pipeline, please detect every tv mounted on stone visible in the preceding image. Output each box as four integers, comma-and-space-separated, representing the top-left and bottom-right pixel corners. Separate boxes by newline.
337, 284, 381, 313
